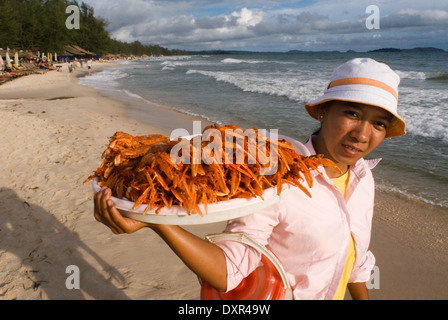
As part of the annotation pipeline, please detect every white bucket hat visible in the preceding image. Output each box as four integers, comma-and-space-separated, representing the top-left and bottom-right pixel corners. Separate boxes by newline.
305, 58, 406, 138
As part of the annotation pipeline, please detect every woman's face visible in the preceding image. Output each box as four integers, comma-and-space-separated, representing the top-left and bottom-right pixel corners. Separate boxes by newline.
314, 101, 392, 176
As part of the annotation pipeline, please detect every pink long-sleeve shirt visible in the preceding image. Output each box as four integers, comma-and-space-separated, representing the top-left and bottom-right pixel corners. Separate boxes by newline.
216, 137, 378, 300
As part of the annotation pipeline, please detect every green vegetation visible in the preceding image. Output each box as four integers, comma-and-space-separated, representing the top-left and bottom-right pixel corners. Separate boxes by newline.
0, 0, 186, 56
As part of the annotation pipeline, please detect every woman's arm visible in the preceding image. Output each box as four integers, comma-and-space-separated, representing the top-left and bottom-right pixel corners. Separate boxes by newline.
94, 187, 228, 292
347, 282, 369, 300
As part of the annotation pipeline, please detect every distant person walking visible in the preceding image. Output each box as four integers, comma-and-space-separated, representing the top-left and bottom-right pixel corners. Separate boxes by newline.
87, 58, 93, 76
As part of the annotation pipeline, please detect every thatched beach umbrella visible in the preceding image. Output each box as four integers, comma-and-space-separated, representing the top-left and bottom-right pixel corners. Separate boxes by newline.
19, 51, 36, 59
0, 54, 4, 71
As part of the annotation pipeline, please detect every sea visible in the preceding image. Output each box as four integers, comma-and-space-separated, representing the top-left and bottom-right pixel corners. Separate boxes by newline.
79, 50, 448, 210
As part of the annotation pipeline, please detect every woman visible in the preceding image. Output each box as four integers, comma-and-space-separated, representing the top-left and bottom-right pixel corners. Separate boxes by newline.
93, 58, 406, 300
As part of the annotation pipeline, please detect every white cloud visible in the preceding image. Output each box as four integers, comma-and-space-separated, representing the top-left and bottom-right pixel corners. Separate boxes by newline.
232, 7, 263, 27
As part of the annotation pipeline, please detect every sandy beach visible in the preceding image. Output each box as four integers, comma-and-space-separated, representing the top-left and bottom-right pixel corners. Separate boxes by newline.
0, 63, 447, 300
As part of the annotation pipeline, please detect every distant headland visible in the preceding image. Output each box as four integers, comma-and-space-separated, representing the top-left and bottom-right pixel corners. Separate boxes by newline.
287, 47, 447, 54
366, 47, 446, 53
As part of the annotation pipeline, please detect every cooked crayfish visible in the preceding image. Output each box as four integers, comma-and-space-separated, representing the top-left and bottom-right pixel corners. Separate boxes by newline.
84, 124, 340, 216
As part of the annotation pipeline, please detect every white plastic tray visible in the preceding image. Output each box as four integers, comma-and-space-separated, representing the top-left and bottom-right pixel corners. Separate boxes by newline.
91, 135, 308, 225
93, 177, 292, 225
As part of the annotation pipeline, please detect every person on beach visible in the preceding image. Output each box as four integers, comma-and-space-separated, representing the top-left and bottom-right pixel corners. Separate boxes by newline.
87, 58, 93, 76
93, 58, 406, 300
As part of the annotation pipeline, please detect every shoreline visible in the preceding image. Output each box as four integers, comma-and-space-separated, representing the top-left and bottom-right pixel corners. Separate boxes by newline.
91, 86, 215, 135
76, 63, 215, 135
0, 64, 447, 300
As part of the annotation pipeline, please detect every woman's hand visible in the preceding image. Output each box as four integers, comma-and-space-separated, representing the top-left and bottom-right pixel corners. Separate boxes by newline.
93, 187, 228, 292
94, 187, 151, 234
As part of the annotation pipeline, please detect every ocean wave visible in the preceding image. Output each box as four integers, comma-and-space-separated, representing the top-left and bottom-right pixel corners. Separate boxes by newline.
396, 70, 427, 80
399, 88, 448, 142
161, 59, 219, 71
78, 69, 129, 90
221, 58, 295, 65
160, 55, 192, 61
426, 71, 448, 81
186, 69, 324, 102
376, 182, 448, 208
405, 120, 448, 143
172, 107, 224, 126
396, 70, 448, 81
161, 65, 175, 71
122, 89, 145, 101
221, 58, 264, 64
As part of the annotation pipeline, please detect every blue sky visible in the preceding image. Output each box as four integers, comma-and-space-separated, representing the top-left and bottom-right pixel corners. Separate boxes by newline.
86, 0, 448, 52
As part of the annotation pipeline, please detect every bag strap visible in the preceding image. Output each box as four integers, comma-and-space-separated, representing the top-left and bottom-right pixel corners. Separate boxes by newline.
205, 232, 293, 300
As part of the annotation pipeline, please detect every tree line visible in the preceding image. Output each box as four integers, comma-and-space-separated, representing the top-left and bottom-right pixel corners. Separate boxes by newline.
0, 0, 187, 56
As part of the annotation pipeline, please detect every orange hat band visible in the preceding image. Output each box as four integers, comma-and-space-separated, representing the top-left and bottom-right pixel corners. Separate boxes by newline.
328, 77, 398, 101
